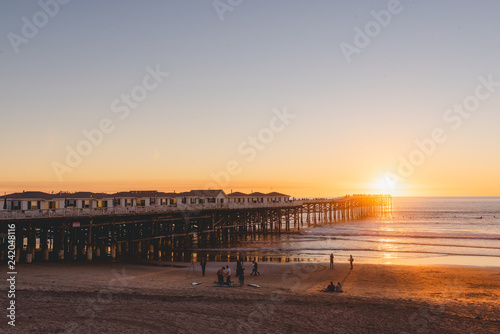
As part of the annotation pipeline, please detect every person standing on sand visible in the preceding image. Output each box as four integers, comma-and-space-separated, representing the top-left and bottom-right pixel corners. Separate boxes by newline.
200, 259, 207, 277
225, 265, 232, 285
349, 255, 354, 269
238, 266, 245, 286
330, 253, 334, 269
236, 259, 242, 278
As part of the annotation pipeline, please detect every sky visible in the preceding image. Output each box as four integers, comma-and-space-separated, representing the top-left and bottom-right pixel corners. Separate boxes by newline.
1, 0, 500, 197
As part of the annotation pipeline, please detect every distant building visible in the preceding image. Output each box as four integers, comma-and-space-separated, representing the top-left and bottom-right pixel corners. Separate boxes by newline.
175, 190, 226, 205
51, 192, 112, 209
228, 191, 291, 204
227, 191, 249, 204
266, 191, 292, 203
111, 191, 178, 207
1, 191, 53, 210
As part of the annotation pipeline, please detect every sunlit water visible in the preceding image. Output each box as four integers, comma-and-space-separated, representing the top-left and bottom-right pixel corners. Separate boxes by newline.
199, 197, 500, 267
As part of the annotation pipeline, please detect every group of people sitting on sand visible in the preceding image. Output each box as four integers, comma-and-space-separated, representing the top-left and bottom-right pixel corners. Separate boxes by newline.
216, 265, 232, 285
214, 260, 261, 286
325, 281, 343, 293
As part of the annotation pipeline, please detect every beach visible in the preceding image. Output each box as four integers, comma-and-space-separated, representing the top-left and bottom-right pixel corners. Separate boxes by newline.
3, 261, 499, 333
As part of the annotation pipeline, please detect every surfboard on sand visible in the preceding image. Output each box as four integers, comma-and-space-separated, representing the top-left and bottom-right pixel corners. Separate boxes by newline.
212, 284, 240, 287
247, 284, 261, 288
192, 282, 202, 285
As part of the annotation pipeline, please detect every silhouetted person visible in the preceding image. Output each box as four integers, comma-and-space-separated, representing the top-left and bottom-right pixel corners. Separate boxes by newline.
200, 259, 207, 276
325, 281, 335, 292
236, 259, 243, 278
330, 253, 334, 269
349, 255, 354, 270
239, 267, 245, 285
251, 261, 260, 276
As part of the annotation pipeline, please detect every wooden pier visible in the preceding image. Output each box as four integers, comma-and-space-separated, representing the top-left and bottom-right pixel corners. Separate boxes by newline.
0, 194, 391, 263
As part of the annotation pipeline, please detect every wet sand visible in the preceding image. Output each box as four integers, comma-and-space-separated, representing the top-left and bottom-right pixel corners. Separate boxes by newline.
2, 261, 499, 333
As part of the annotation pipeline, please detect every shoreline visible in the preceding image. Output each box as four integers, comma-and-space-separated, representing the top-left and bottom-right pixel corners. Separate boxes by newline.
132, 249, 500, 269
3, 261, 499, 333
138, 257, 500, 270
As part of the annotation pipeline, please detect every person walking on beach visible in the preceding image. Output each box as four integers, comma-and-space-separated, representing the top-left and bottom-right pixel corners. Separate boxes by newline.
200, 259, 207, 277
349, 255, 354, 270
251, 261, 260, 276
330, 253, 334, 269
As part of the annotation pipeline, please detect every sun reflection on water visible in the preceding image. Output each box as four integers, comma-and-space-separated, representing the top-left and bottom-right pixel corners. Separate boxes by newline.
379, 238, 398, 252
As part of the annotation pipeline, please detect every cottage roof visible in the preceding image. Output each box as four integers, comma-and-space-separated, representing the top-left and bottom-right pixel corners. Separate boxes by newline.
159, 192, 178, 198
176, 190, 225, 197
55, 192, 110, 200
248, 192, 266, 197
227, 192, 249, 197
112, 191, 154, 198
246, 192, 290, 197
267, 192, 290, 197
2, 191, 53, 200
191, 189, 225, 197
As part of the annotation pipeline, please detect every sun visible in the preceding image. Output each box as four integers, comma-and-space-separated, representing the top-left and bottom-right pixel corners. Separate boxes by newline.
374, 176, 394, 194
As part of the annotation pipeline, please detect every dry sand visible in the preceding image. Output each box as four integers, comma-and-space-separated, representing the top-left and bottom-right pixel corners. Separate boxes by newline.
2, 260, 499, 333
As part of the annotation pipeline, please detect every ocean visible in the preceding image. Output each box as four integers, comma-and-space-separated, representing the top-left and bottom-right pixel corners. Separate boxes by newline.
199, 197, 500, 267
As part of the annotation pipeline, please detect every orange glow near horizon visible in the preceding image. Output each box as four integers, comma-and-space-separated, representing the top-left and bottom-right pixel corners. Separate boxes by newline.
0, 173, 500, 197
1, 150, 499, 197
1, 175, 499, 197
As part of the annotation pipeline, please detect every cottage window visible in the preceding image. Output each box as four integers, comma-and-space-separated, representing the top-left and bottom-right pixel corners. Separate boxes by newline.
28, 201, 40, 210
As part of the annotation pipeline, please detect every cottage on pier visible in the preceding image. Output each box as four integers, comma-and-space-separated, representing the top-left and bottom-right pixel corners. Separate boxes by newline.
176, 189, 226, 205
0, 191, 52, 210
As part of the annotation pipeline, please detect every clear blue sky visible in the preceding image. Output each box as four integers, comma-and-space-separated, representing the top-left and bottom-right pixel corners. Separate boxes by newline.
1, 0, 500, 196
